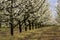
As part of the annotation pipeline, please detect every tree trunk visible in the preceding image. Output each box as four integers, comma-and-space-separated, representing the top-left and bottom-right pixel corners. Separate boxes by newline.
32, 22, 34, 29
25, 26, 27, 31
38, 24, 40, 28
0, 23, 1, 28
29, 22, 31, 30
10, 14, 14, 36
35, 23, 37, 29
18, 21, 22, 32
25, 22, 27, 31
10, 22, 13, 36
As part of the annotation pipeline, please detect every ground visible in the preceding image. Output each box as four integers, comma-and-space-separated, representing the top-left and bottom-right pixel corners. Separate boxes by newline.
0, 26, 60, 40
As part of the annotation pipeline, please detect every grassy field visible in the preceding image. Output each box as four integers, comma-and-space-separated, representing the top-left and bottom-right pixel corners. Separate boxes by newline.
0, 26, 60, 40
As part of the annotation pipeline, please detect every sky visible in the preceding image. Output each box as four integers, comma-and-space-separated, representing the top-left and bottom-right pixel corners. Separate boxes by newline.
48, 0, 57, 19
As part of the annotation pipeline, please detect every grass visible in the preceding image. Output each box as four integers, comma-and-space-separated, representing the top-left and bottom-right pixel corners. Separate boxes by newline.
0, 27, 40, 40
0, 26, 60, 40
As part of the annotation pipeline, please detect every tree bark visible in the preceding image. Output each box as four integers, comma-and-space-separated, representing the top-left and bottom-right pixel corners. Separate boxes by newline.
18, 21, 22, 32
0, 22, 1, 28
28, 20, 31, 30
32, 22, 34, 29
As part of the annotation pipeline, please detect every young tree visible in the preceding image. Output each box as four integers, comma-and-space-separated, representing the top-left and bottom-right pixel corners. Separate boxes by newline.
0, 0, 18, 35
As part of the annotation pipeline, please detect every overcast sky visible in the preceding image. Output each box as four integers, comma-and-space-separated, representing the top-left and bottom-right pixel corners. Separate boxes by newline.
48, 0, 57, 19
